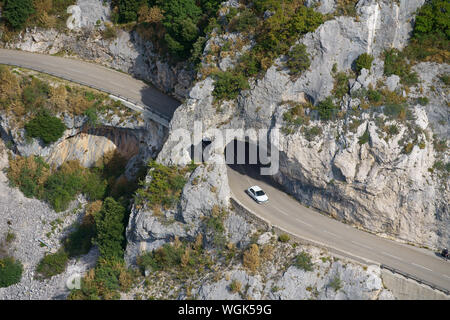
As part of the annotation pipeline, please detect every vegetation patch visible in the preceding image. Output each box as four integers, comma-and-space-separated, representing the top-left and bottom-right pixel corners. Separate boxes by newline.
284, 44, 311, 78
25, 109, 66, 145
136, 235, 212, 279
404, 0, 449, 64
294, 251, 314, 272
212, 71, 249, 103
383, 49, 419, 86
35, 249, 69, 279
354, 53, 374, 73
0, 257, 23, 288
134, 160, 197, 210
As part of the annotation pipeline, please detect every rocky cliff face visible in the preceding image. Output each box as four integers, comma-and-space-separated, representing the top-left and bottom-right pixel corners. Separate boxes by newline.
151, 0, 449, 250
0, 0, 193, 100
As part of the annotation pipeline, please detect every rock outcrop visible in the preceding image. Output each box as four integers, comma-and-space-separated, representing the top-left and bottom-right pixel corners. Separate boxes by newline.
152, 0, 449, 249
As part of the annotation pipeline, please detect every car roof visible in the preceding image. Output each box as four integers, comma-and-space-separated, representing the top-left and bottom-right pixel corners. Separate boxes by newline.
250, 185, 263, 191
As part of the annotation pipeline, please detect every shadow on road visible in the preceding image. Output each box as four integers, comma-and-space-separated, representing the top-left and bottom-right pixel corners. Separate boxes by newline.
139, 86, 180, 119
225, 139, 287, 192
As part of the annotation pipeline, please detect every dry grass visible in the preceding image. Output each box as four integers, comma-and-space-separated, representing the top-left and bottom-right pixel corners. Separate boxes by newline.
243, 243, 260, 272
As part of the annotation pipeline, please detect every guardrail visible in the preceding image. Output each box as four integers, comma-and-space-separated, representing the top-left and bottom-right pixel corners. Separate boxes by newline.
0, 62, 171, 127
381, 264, 450, 296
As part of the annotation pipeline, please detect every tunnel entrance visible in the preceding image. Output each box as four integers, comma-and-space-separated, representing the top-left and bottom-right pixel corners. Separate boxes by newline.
224, 139, 284, 189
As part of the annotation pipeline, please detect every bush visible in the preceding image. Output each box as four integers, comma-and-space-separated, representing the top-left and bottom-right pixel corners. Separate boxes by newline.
294, 252, 314, 272
383, 49, 419, 86
25, 110, 66, 145
329, 275, 342, 291
332, 72, 351, 99
358, 129, 370, 145
229, 279, 242, 293
243, 244, 260, 272
229, 9, 258, 33
355, 53, 374, 72
0, 257, 23, 288
417, 97, 429, 105
316, 97, 339, 120
367, 89, 382, 103
36, 250, 69, 279
134, 161, 193, 209
285, 44, 311, 77
44, 165, 85, 212
94, 197, 126, 260
3, 0, 35, 29
64, 223, 96, 258
212, 71, 249, 102
302, 126, 323, 141
7, 156, 50, 198
278, 234, 290, 243
383, 103, 408, 120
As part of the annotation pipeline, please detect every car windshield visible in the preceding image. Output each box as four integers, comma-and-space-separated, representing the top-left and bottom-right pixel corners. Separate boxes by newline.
255, 190, 265, 196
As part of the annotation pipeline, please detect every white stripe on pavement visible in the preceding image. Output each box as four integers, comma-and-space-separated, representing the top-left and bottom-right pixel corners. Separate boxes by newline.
411, 263, 432, 272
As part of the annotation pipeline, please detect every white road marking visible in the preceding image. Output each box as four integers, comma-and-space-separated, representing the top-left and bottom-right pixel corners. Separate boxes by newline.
323, 230, 340, 238
382, 251, 404, 261
411, 263, 432, 272
351, 241, 372, 250
278, 209, 289, 216
443, 275, 450, 279
295, 218, 312, 227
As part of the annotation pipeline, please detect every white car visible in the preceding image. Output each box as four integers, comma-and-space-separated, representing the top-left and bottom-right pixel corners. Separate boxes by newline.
247, 186, 269, 203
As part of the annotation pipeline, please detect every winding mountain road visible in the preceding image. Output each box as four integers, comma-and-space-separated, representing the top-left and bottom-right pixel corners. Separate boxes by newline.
228, 164, 450, 295
1, 49, 449, 296
0, 49, 180, 125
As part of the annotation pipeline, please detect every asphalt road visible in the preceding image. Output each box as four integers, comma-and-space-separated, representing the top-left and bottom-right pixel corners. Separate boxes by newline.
227, 163, 450, 293
0, 49, 180, 120
1, 49, 448, 295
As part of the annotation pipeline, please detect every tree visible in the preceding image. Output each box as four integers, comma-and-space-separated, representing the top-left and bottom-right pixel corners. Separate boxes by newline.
286, 44, 311, 77
94, 197, 126, 260
3, 0, 35, 29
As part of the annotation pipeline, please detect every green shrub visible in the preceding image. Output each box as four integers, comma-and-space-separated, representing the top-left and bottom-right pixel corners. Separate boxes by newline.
302, 126, 323, 141
278, 234, 290, 243
355, 53, 374, 72
294, 251, 314, 272
329, 275, 342, 291
212, 71, 249, 102
64, 223, 96, 258
367, 89, 382, 103
358, 129, 370, 145
383, 103, 408, 120
439, 74, 450, 86
316, 97, 339, 120
36, 250, 69, 279
229, 9, 258, 33
285, 44, 311, 77
332, 72, 351, 99
3, 0, 35, 29
25, 110, 66, 145
134, 161, 193, 209
417, 97, 429, 105
94, 197, 126, 260
7, 155, 50, 199
0, 257, 23, 288
137, 243, 184, 272
383, 49, 419, 86
44, 168, 85, 212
